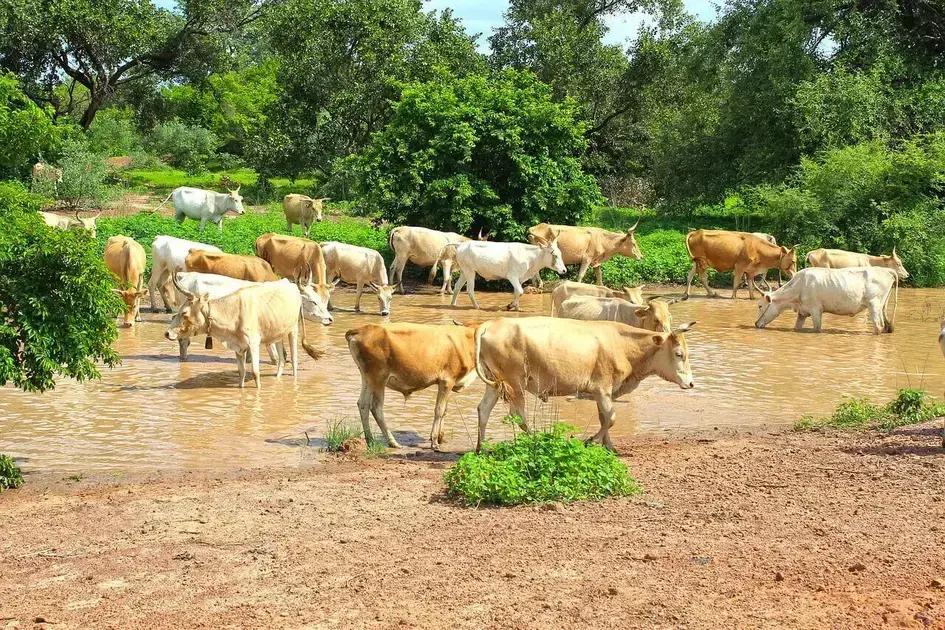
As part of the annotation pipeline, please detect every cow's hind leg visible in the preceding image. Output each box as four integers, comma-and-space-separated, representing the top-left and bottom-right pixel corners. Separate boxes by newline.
390, 256, 408, 294
476, 386, 501, 453
249, 342, 262, 389
354, 282, 363, 312
594, 265, 604, 286
794, 313, 808, 331
369, 388, 401, 448
356, 375, 378, 445
810, 309, 823, 332
507, 277, 524, 311
236, 350, 247, 388
430, 382, 450, 450
427, 261, 438, 286
867, 303, 887, 334
288, 332, 298, 376
450, 273, 467, 306
685, 263, 698, 298
588, 395, 617, 451
439, 259, 453, 294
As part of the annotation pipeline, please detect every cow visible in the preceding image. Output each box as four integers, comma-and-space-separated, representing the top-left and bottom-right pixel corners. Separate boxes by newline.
282, 194, 329, 236
754, 267, 898, 334
473, 317, 696, 451
32, 162, 62, 194
173, 271, 332, 360
148, 236, 222, 312
939, 321, 945, 359
321, 241, 396, 316
449, 236, 567, 311
184, 250, 279, 282
38, 210, 100, 237
388, 226, 473, 294
806, 247, 909, 279
166, 277, 323, 389
550, 280, 645, 316
346, 322, 479, 449
557, 295, 674, 333
158, 186, 245, 232
254, 233, 334, 315
103, 236, 147, 327
527, 223, 642, 287
684, 229, 797, 299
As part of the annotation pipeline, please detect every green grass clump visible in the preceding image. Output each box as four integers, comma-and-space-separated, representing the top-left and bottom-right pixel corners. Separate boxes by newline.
444, 421, 641, 506
324, 419, 362, 453
795, 388, 945, 432
0, 454, 24, 490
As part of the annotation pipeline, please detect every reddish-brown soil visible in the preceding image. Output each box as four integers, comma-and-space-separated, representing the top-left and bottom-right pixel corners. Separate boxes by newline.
2, 424, 944, 629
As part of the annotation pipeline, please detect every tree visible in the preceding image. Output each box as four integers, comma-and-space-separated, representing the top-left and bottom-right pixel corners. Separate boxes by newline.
0, 182, 121, 392
350, 70, 604, 240
0, 0, 276, 128
0, 72, 64, 179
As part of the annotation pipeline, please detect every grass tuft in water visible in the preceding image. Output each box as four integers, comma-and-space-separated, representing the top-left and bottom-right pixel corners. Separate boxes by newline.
324, 419, 363, 453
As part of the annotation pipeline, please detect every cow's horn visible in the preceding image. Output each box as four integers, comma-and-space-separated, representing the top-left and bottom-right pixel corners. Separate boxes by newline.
477, 227, 484, 240
628, 220, 639, 232
892, 245, 897, 256
172, 272, 194, 299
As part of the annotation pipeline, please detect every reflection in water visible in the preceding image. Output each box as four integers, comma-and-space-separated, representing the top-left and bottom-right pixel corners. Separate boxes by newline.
2, 287, 944, 472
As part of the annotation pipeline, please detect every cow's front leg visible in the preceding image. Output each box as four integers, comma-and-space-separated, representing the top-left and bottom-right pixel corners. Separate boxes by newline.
430, 382, 450, 450
450, 273, 467, 305
354, 282, 364, 312
199, 216, 208, 232
507, 277, 524, 311
576, 259, 591, 283
217, 217, 224, 233
746, 271, 758, 300
794, 313, 808, 331
248, 342, 262, 389
594, 265, 604, 286
731, 265, 746, 299
810, 309, 823, 332
235, 350, 247, 388
178, 337, 190, 361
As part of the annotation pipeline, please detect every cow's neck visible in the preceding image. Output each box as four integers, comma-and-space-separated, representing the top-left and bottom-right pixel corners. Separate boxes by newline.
525, 247, 548, 278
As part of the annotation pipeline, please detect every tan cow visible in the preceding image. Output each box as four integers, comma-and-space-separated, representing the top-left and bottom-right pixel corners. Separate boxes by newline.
556, 295, 673, 332
32, 162, 62, 194
474, 317, 695, 451
282, 194, 329, 236
806, 247, 908, 279
684, 229, 797, 299
527, 223, 642, 286
254, 233, 334, 312
38, 210, 101, 237
166, 277, 322, 389
346, 322, 479, 449
103, 236, 147, 327
321, 241, 396, 315
550, 280, 645, 316
184, 249, 279, 282
388, 226, 473, 294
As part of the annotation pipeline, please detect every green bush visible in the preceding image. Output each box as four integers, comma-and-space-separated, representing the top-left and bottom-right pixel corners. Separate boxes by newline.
0, 181, 121, 392
148, 120, 220, 174
0, 454, 23, 490
349, 69, 603, 241
86, 107, 142, 157
444, 422, 640, 506
57, 140, 112, 210
0, 72, 64, 179
796, 388, 945, 432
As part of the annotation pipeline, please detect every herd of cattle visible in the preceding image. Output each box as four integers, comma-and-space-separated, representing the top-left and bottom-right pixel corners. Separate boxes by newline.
39, 184, 924, 450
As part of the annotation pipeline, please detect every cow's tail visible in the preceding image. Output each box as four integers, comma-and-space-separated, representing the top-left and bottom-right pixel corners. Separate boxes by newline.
437, 243, 459, 265
388, 226, 400, 253
299, 311, 326, 360
474, 322, 497, 388
153, 189, 175, 212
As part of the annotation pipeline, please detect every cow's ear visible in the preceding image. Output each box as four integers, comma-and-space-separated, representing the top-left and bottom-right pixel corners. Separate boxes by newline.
634, 307, 650, 317
652, 334, 665, 346
764, 294, 772, 303
676, 321, 696, 333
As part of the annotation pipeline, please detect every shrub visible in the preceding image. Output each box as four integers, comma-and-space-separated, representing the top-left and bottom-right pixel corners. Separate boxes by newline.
57, 140, 112, 210
444, 422, 640, 506
87, 107, 142, 157
0, 454, 24, 490
795, 388, 945, 432
0, 72, 64, 179
148, 120, 220, 174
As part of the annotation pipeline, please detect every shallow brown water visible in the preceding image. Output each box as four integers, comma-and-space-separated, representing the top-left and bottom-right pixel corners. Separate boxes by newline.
3, 287, 945, 472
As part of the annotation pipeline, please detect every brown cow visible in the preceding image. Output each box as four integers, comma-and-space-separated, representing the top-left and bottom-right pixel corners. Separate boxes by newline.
184, 250, 279, 282
527, 223, 642, 286
346, 322, 478, 449
474, 317, 695, 451
684, 230, 797, 299
254, 233, 334, 312
282, 194, 329, 236
103, 236, 147, 327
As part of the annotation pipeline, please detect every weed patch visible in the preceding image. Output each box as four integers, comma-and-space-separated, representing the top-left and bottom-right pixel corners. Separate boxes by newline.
324, 419, 363, 453
795, 388, 945, 432
0, 454, 24, 490
444, 421, 640, 506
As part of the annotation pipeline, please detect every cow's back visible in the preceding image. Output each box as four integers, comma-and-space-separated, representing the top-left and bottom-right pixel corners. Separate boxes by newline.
154, 236, 221, 270
686, 230, 749, 271
529, 224, 589, 264
256, 232, 324, 281
105, 236, 145, 283
187, 251, 277, 282
232, 281, 301, 342
282, 194, 310, 222
391, 227, 453, 267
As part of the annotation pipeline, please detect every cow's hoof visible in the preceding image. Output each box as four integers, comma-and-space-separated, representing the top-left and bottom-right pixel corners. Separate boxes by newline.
164, 308, 173, 314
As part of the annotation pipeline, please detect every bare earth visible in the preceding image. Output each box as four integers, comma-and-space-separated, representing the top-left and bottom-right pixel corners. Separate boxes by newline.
2, 424, 945, 629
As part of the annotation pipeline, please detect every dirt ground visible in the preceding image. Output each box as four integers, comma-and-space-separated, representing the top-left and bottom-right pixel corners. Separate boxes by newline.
2, 424, 945, 629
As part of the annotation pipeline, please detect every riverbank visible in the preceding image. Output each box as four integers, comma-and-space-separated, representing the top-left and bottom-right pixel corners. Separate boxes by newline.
2, 423, 944, 628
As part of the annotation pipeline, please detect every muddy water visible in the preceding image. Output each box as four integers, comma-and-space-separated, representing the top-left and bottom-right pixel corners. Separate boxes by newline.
3, 287, 945, 472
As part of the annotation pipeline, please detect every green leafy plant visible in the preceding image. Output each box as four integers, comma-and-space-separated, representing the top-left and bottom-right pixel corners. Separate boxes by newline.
444, 421, 640, 506
796, 388, 945, 432
0, 454, 24, 490
324, 419, 362, 453
57, 140, 113, 210
0, 72, 64, 180
148, 120, 220, 174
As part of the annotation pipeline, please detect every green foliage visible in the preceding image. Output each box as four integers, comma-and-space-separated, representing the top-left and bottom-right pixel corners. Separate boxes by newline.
57, 140, 112, 210
0, 72, 63, 179
444, 422, 640, 506
795, 388, 945, 432
147, 120, 220, 174
324, 419, 362, 453
351, 70, 603, 240
0, 454, 24, 490
0, 181, 121, 392
86, 107, 142, 157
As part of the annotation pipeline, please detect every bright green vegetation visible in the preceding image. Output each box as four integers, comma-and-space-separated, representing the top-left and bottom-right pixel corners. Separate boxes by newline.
796, 389, 945, 433
444, 422, 641, 506
0, 454, 24, 490
324, 419, 362, 453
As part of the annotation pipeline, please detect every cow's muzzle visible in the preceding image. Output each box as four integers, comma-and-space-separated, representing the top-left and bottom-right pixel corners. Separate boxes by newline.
165, 330, 178, 341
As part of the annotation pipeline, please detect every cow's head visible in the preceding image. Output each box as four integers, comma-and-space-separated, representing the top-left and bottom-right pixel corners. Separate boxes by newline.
534, 231, 567, 275
74, 210, 101, 237
312, 197, 329, 222
618, 221, 643, 260
635, 298, 673, 333
114, 287, 148, 327
887, 247, 909, 279
227, 187, 245, 215
778, 245, 798, 278
370, 282, 396, 316
165, 276, 209, 340
939, 320, 945, 359
621, 284, 645, 304
754, 292, 788, 329
651, 321, 696, 389
296, 269, 333, 325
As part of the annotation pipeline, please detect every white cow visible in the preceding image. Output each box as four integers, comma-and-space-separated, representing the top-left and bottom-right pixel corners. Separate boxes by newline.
557, 295, 674, 333
939, 321, 945, 359
148, 235, 223, 312
755, 267, 897, 334
388, 226, 472, 294
159, 186, 245, 232
38, 210, 101, 237
321, 241, 396, 316
449, 236, 567, 311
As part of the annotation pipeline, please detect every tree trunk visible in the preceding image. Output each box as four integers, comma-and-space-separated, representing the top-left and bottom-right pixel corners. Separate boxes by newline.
79, 89, 106, 130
